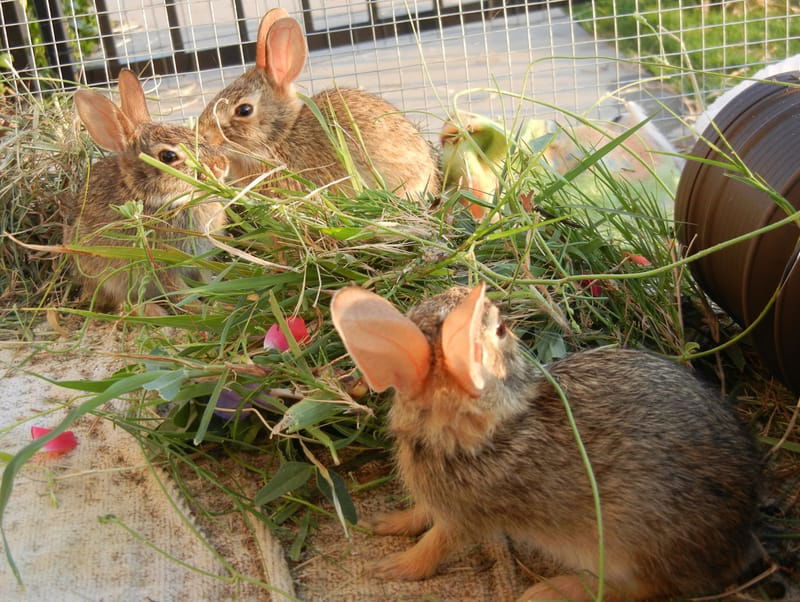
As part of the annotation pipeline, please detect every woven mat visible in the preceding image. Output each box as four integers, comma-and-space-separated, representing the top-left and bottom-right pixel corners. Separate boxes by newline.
0, 323, 292, 601
293, 476, 560, 601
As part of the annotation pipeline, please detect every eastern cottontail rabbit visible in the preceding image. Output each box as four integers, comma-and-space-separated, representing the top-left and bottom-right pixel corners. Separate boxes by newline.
65, 69, 228, 315
331, 283, 760, 600
198, 8, 439, 199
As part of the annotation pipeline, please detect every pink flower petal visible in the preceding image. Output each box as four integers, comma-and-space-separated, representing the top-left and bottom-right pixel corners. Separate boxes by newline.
580, 279, 603, 298
30, 426, 78, 453
623, 252, 652, 267
263, 317, 310, 352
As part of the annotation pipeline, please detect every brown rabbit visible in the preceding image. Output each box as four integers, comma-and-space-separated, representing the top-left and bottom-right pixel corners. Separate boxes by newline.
65, 69, 228, 315
198, 8, 439, 199
331, 283, 761, 600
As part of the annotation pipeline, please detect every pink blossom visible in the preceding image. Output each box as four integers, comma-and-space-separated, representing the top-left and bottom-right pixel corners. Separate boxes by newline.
623, 252, 652, 267
263, 317, 310, 352
30, 426, 78, 453
580, 280, 603, 298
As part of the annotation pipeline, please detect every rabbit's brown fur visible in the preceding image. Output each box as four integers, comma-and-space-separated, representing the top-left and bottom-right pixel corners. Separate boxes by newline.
198, 9, 438, 198
332, 284, 761, 600
65, 71, 228, 314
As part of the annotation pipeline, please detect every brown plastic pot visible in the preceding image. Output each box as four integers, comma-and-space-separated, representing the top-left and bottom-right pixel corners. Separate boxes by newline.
675, 71, 800, 394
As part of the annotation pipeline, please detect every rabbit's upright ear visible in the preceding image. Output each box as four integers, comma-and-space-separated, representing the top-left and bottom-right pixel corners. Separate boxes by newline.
331, 287, 431, 396
441, 283, 486, 397
118, 68, 150, 126
74, 89, 134, 153
255, 7, 290, 71
265, 17, 307, 91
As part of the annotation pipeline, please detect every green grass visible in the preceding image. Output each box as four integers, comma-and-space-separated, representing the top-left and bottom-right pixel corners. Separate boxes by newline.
1, 66, 798, 588
574, 0, 800, 95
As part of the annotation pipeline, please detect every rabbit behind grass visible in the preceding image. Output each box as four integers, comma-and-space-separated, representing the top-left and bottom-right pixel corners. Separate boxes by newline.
65, 70, 228, 315
198, 8, 439, 199
331, 284, 761, 600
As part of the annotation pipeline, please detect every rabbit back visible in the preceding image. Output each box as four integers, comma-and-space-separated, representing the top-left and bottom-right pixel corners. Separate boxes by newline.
289, 88, 440, 197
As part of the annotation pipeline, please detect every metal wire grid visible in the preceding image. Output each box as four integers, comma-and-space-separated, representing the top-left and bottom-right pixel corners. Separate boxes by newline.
1, 1, 798, 137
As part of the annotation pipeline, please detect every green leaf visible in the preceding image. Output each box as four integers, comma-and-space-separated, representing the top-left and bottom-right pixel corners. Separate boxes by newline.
254, 462, 314, 506
316, 468, 357, 525
289, 510, 312, 562
319, 227, 364, 241
34, 374, 127, 393
141, 369, 189, 402
193, 368, 228, 446
0, 369, 171, 585
280, 400, 346, 434
55, 308, 226, 330
0, 53, 13, 70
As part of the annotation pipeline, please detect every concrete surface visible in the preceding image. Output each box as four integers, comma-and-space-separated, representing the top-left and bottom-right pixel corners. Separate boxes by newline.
87, 2, 689, 141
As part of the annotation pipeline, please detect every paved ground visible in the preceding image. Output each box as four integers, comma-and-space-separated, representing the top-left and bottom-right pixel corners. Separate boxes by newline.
93, 3, 690, 142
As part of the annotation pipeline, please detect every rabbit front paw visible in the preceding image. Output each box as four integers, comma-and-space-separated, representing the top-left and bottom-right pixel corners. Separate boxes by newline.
371, 524, 451, 581
363, 506, 431, 536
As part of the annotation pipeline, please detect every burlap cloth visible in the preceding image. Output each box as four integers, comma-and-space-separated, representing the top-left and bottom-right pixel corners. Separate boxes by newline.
293, 477, 550, 602
0, 324, 291, 601
0, 323, 543, 601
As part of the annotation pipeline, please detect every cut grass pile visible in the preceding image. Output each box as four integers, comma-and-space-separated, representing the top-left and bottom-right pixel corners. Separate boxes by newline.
0, 75, 85, 337
574, 0, 800, 95
1, 65, 799, 591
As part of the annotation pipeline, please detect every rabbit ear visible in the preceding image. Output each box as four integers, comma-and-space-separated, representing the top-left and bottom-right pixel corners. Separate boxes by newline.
74, 89, 134, 153
255, 7, 291, 71
118, 68, 150, 126
441, 283, 486, 397
265, 17, 306, 90
331, 287, 431, 396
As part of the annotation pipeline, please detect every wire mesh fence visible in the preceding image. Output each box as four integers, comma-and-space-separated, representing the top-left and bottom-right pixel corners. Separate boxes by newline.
1, 1, 798, 140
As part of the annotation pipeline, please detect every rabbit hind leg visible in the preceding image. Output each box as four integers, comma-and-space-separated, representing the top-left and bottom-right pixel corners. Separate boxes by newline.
517, 574, 633, 602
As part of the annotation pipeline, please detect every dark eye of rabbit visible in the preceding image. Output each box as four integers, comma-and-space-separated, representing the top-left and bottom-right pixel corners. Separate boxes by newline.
496, 322, 507, 338
158, 149, 179, 164
235, 103, 254, 117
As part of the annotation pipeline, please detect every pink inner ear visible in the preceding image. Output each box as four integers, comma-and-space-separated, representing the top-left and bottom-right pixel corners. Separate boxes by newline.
118, 69, 150, 125
331, 287, 430, 396
255, 8, 291, 70
74, 90, 133, 153
441, 283, 486, 397
266, 18, 307, 90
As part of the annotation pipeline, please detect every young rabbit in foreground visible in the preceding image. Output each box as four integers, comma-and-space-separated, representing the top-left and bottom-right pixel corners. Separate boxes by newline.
331, 283, 761, 600
65, 69, 228, 315
198, 8, 439, 199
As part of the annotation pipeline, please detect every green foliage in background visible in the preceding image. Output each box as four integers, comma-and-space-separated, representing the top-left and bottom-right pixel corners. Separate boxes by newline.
574, 0, 800, 93
21, 0, 100, 75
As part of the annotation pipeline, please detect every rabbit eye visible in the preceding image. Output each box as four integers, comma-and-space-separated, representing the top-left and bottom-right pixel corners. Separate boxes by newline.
496, 322, 507, 338
235, 103, 254, 117
158, 149, 180, 164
